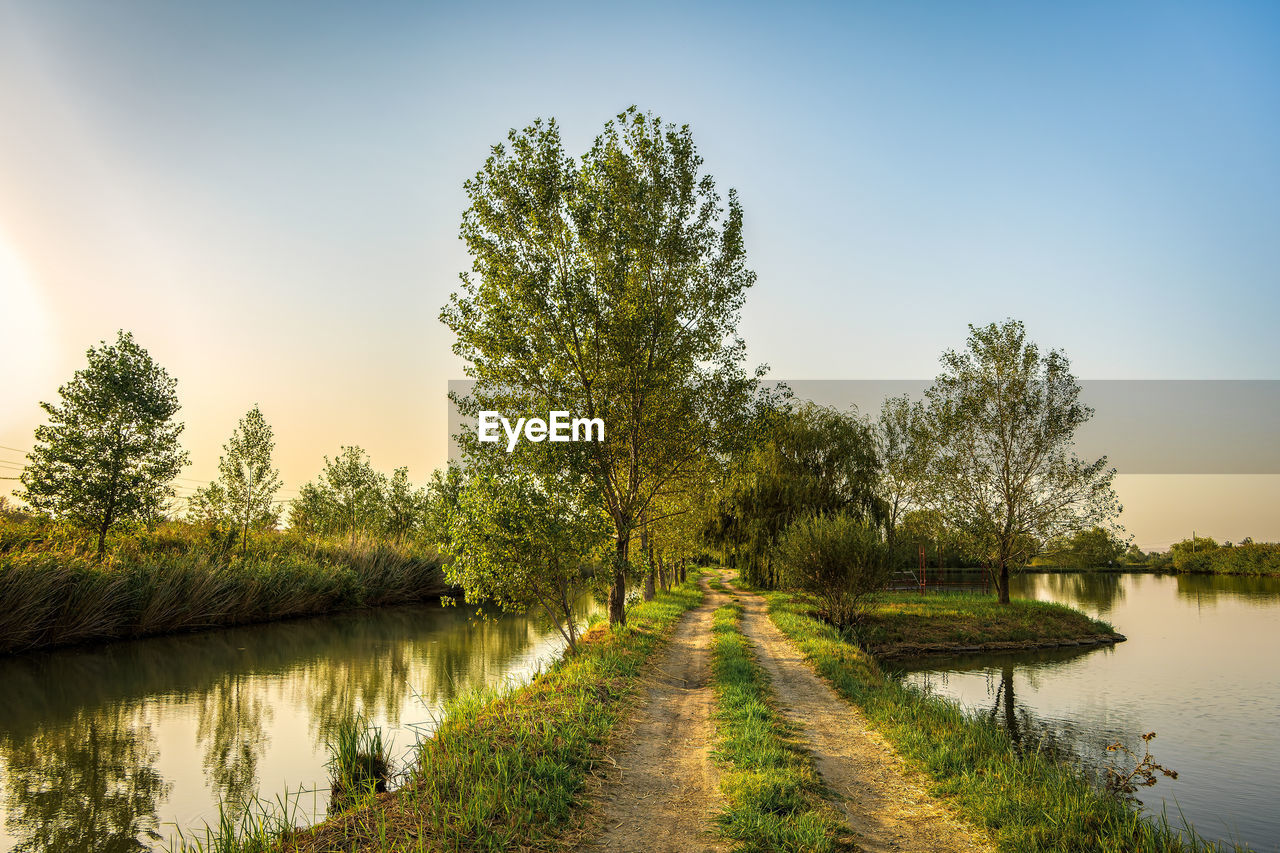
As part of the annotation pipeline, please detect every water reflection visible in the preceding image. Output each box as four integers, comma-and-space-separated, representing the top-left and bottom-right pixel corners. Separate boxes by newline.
898, 572, 1280, 851
197, 675, 269, 821
2, 707, 170, 852
0, 601, 586, 852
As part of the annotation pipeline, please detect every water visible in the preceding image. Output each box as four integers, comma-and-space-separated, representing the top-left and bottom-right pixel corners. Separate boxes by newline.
894, 572, 1280, 851
0, 601, 590, 852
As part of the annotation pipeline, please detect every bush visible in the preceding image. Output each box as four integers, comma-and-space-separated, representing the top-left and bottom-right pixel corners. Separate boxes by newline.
773, 513, 887, 630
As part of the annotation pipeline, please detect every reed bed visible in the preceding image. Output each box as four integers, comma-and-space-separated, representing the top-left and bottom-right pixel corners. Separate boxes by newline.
0, 517, 445, 655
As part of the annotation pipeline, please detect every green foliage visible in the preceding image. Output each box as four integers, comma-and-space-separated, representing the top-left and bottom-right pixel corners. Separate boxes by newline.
1038, 527, 1129, 568
772, 513, 888, 630
876, 394, 932, 562
705, 403, 880, 588
710, 601, 852, 852
442, 106, 763, 625
19, 330, 190, 555
1165, 539, 1280, 575
923, 320, 1122, 602
444, 473, 608, 651
290, 447, 425, 546
189, 405, 283, 553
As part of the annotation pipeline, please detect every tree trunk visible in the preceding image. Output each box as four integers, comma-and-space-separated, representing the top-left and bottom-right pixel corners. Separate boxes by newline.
608, 534, 629, 626
96, 521, 109, 558
640, 517, 654, 601
997, 559, 1011, 604
1001, 664, 1020, 745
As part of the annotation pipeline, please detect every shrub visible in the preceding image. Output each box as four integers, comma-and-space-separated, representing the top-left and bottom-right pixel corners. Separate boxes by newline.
773, 513, 888, 630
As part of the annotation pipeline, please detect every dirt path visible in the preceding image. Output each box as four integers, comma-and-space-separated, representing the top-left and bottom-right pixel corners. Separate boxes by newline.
576, 576, 731, 853
724, 572, 995, 853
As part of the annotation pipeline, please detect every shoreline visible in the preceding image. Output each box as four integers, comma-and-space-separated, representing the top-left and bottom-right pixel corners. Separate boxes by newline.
870, 631, 1127, 659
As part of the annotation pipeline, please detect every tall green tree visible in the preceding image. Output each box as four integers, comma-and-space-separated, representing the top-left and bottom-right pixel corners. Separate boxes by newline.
442, 107, 761, 625
923, 320, 1121, 603
19, 331, 189, 555
190, 405, 283, 554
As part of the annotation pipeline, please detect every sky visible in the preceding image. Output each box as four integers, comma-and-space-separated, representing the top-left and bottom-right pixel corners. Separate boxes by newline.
1, 0, 1278, 549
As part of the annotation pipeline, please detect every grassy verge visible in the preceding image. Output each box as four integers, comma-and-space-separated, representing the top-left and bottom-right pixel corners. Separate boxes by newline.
709, 599, 851, 852
169, 574, 705, 852
857, 593, 1119, 655
0, 518, 445, 655
759, 590, 1248, 852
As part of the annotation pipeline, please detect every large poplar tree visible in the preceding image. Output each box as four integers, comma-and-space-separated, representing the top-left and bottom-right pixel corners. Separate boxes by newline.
20, 331, 189, 555
442, 107, 761, 625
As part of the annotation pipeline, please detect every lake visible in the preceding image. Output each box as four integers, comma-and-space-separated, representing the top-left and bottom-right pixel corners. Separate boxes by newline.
0, 601, 586, 852
894, 572, 1280, 852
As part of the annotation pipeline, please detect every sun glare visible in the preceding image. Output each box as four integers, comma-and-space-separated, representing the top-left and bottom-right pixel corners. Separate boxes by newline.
0, 232, 55, 436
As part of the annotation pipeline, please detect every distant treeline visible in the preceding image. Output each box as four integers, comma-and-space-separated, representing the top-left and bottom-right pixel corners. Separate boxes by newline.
1142, 537, 1280, 576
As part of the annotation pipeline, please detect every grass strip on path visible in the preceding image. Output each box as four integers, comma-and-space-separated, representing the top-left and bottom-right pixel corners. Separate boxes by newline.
169, 576, 705, 853
709, 595, 853, 853
760, 590, 1250, 853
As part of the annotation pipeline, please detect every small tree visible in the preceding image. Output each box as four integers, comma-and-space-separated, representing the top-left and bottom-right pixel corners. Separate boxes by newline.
774, 513, 888, 631
19, 331, 189, 555
291, 446, 386, 545
923, 320, 1121, 603
190, 405, 283, 554
444, 473, 607, 653
382, 467, 425, 544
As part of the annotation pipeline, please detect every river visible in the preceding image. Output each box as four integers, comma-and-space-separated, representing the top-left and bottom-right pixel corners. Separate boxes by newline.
0, 601, 587, 852
894, 572, 1280, 852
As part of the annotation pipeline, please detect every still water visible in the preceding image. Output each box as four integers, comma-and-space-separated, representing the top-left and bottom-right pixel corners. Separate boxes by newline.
0, 602, 586, 852
895, 572, 1280, 852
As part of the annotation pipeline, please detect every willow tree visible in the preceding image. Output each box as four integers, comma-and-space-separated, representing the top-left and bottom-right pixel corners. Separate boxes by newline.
924, 320, 1121, 603
19, 331, 189, 555
703, 402, 881, 588
442, 107, 760, 625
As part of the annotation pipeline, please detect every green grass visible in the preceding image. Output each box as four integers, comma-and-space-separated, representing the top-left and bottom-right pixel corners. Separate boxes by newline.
325, 713, 392, 809
760, 590, 1250, 853
165, 573, 706, 853
856, 592, 1117, 653
709, 600, 852, 852
0, 516, 445, 654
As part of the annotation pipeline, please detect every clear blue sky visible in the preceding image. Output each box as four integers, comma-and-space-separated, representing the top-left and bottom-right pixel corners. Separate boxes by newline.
2, 1, 1278, 547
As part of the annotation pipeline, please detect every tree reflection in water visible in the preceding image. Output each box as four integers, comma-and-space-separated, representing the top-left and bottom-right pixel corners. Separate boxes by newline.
196, 673, 270, 822
1, 706, 170, 853
0, 598, 592, 852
